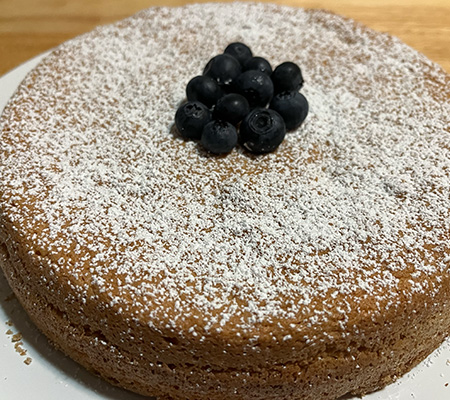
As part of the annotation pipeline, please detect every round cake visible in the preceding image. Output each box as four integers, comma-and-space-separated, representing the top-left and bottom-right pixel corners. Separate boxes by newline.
0, 2, 449, 399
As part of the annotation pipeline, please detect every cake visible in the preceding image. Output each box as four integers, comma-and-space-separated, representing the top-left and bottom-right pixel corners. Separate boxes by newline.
0, 2, 449, 399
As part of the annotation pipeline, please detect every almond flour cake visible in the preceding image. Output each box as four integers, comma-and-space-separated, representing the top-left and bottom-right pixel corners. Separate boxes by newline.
0, 2, 450, 399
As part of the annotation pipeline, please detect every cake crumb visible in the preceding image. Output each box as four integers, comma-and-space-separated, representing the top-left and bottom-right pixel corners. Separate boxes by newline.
24, 357, 32, 365
4, 323, 30, 359
11, 332, 23, 342
5, 320, 13, 326
14, 341, 27, 356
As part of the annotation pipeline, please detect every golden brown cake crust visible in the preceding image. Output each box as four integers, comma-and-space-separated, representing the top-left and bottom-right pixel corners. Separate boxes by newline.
1, 3, 450, 399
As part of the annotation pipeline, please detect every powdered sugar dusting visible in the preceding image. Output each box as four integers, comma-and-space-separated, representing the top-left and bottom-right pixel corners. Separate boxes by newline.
0, 3, 449, 339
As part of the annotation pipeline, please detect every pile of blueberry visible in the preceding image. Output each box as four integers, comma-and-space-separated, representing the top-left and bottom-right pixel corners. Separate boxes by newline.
175, 42, 309, 154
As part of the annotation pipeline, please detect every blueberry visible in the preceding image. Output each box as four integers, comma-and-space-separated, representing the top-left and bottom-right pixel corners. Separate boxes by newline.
271, 62, 304, 94
186, 76, 223, 108
175, 101, 212, 140
213, 93, 250, 126
201, 120, 238, 154
224, 42, 253, 67
203, 54, 242, 88
270, 91, 309, 131
240, 108, 286, 153
244, 56, 272, 75
235, 70, 274, 108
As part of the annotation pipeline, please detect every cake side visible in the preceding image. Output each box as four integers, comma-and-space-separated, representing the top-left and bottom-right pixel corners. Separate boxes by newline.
0, 2, 450, 399
2, 222, 450, 398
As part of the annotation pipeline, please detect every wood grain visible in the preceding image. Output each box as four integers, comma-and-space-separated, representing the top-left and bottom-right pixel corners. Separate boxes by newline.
0, 0, 449, 76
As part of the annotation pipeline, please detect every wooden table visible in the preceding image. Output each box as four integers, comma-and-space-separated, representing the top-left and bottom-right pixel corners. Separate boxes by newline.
0, 0, 449, 76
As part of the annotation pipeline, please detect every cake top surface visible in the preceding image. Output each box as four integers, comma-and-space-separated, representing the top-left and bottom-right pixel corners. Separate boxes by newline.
0, 2, 449, 340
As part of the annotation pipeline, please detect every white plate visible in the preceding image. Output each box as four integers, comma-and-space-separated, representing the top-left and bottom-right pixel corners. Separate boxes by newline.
1, 55, 450, 400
